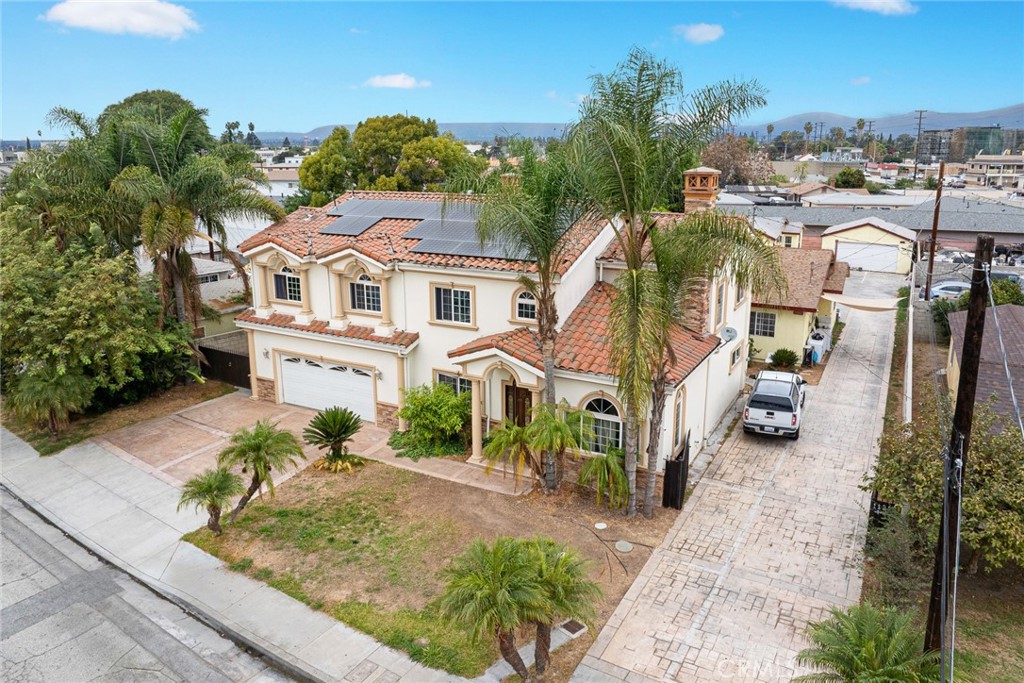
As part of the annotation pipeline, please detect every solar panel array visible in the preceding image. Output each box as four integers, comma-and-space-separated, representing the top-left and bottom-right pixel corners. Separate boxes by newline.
320, 199, 530, 260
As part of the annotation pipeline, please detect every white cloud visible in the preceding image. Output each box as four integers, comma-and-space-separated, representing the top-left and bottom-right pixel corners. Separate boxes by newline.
672, 23, 725, 45
831, 0, 917, 16
851, 75, 872, 85
41, 0, 198, 39
364, 73, 431, 89
350, 28, 367, 34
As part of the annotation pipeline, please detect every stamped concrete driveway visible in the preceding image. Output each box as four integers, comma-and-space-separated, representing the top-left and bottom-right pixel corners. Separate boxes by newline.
574, 271, 904, 683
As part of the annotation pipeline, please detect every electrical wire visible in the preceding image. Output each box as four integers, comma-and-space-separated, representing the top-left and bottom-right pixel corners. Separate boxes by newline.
983, 266, 1024, 439
948, 455, 964, 683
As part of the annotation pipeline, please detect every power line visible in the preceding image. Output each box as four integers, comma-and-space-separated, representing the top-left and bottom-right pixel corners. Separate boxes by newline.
983, 266, 1024, 439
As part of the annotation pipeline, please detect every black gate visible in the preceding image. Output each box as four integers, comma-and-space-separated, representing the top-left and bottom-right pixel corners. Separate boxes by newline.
662, 429, 691, 510
198, 331, 250, 388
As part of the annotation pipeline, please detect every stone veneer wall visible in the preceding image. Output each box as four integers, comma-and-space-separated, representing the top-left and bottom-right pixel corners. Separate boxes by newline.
376, 403, 399, 431
255, 378, 276, 403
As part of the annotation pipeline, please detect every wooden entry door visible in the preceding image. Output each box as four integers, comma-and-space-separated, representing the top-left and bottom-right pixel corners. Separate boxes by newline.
504, 383, 532, 426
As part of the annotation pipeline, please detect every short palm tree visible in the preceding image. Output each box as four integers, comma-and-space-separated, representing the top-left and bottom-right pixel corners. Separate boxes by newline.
529, 538, 602, 676
177, 467, 244, 534
483, 420, 539, 492
218, 419, 306, 522
578, 448, 628, 510
794, 603, 940, 683
439, 537, 548, 682
303, 406, 365, 473
524, 402, 583, 490
7, 362, 93, 436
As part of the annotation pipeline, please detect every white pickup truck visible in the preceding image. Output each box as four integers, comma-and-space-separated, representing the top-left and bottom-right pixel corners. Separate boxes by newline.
742, 371, 807, 440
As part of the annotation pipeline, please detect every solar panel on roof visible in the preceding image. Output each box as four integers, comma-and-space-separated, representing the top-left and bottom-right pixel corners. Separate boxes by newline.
321, 214, 382, 236
404, 219, 478, 240
411, 238, 531, 260
321, 198, 483, 237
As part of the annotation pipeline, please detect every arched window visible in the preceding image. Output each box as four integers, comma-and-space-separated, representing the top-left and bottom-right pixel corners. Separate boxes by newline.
515, 290, 537, 321
585, 397, 622, 453
349, 273, 382, 312
273, 266, 301, 302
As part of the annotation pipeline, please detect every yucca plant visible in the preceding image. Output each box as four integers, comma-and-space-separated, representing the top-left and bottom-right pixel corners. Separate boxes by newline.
177, 467, 244, 534
794, 603, 940, 682
578, 447, 628, 510
218, 419, 306, 522
303, 406, 364, 473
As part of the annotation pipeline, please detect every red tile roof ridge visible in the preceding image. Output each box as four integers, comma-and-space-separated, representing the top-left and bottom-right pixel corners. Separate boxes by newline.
235, 309, 419, 348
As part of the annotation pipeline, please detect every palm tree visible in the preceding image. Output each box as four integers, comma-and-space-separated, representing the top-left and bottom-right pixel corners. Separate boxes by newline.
7, 362, 93, 436
578, 448, 628, 510
529, 538, 602, 676
218, 419, 306, 522
177, 467, 244, 534
639, 212, 785, 518
303, 406, 365, 473
804, 121, 814, 154
524, 401, 585, 489
794, 603, 939, 682
439, 537, 548, 682
766, 123, 774, 143
856, 117, 866, 145
483, 420, 539, 492
570, 47, 766, 516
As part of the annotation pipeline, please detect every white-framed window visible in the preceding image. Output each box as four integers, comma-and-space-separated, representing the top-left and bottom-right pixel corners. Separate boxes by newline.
434, 286, 472, 324
273, 266, 301, 302
198, 274, 219, 284
349, 273, 382, 313
783, 235, 794, 248
731, 346, 742, 366
515, 290, 537, 321
585, 397, 622, 453
715, 282, 726, 327
673, 398, 683, 448
750, 311, 777, 337
436, 372, 472, 395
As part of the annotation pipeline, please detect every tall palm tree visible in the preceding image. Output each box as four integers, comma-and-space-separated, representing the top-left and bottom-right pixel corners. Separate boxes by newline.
529, 538, 602, 676
766, 123, 775, 144
804, 121, 814, 154
177, 467, 244, 534
439, 537, 548, 682
303, 406, 364, 473
7, 362, 93, 437
856, 117, 866, 146
638, 212, 785, 518
570, 47, 766, 516
795, 603, 939, 682
218, 419, 306, 522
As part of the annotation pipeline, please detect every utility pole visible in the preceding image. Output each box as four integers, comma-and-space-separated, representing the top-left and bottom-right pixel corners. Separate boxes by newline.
913, 109, 927, 180
923, 234, 994, 661
924, 161, 946, 300
866, 121, 876, 161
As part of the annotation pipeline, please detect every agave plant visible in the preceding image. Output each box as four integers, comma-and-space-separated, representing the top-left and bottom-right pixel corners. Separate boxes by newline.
303, 406, 365, 473
578, 447, 628, 510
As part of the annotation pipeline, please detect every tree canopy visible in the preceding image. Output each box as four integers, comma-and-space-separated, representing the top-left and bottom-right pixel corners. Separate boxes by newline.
700, 134, 774, 185
833, 166, 866, 188
298, 126, 355, 199
352, 114, 438, 186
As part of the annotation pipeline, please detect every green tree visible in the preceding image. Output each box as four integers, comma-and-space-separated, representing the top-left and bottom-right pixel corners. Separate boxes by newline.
177, 467, 245, 534
571, 48, 766, 515
98, 89, 215, 148
804, 121, 813, 154
217, 419, 306, 522
794, 604, 939, 682
856, 118, 866, 145
303, 407, 365, 473
529, 539, 602, 676
830, 126, 846, 147
923, 175, 938, 190
439, 538, 547, 681
221, 120, 242, 144
833, 167, 866, 188
524, 402, 585, 489
282, 136, 291, 148
6, 363, 93, 437
298, 126, 355, 199
396, 133, 486, 190
396, 383, 471, 449
244, 122, 261, 148
352, 114, 438, 186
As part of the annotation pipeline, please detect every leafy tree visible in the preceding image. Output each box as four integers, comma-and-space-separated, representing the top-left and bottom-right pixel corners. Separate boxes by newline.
352, 114, 438, 186
893, 177, 915, 189
244, 122, 261, 148
829, 126, 846, 146
439, 537, 547, 681
396, 383, 471, 449
217, 419, 306, 522
6, 363, 93, 436
396, 133, 486, 190
529, 538, 602, 675
865, 181, 885, 195
303, 406, 365, 473
177, 467, 245, 534
571, 47, 766, 515
833, 167, 866, 188
794, 604, 939, 682
298, 126, 355, 199
98, 89, 214, 148
281, 136, 291, 148
700, 134, 774, 185
578, 448, 628, 509
221, 120, 243, 144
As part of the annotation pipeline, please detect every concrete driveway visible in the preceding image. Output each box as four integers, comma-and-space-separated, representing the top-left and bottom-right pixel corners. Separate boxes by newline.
574, 271, 904, 683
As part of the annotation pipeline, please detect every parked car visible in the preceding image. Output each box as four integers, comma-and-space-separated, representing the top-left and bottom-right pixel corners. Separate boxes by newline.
920, 281, 972, 300
743, 371, 807, 440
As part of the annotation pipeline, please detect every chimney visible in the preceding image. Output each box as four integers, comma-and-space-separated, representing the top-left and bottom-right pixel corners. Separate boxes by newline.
683, 167, 721, 213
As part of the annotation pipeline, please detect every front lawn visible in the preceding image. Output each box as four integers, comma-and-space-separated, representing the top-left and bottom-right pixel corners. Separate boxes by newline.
185, 463, 674, 679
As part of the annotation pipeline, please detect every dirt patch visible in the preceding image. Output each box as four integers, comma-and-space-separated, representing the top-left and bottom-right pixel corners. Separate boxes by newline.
189, 463, 677, 678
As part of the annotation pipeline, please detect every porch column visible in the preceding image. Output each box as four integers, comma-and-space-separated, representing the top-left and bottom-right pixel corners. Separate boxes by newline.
471, 378, 483, 460
296, 265, 313, 324
329, 272, 349, 330
246, 329, 258, 400
374, 275, 395, 337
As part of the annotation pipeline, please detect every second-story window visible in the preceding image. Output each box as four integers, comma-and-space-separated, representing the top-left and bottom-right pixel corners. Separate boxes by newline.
349, 274, 382, 313
715, 282, 726, 328
515, 290, 537, 321
435, 286, 472, 325
273, 266, 301, 302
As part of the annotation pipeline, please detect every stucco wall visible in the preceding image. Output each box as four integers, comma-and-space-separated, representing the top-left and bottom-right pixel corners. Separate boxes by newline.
750, 307, 813, 361
821, 225, 913, 274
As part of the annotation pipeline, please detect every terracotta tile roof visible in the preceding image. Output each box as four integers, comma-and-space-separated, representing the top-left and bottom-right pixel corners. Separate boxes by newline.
235, 309, 419, 349
237, 190, 604, 276
949, 304, 1024, 428
448, 283, 720, 384
753, 249, 846, 312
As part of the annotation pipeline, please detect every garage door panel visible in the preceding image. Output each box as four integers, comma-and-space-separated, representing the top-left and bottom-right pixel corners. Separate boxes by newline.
280, 356, 375, 421
836, 242, 898, 273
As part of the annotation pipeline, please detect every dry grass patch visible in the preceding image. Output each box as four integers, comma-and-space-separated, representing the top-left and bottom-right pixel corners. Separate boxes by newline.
186, 462, 677, 679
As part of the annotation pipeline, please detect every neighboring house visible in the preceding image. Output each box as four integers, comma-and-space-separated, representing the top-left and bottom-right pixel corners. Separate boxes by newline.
788, 182, 839, 203
749, 249, 849, 361
234, 170, 753, 472
947, 304, 1024, 429
820, 217, 916, 274
802, 193, 927, 209
263, 166, 302, 198
752, 216, 804, 248
199, 277, 247, 337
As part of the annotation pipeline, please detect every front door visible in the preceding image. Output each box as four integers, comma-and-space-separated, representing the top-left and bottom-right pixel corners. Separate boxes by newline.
504, 383, 532, 426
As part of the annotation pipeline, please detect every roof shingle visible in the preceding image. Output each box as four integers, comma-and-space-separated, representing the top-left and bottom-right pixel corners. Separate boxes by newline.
948, 304, 1024, 428
753, 249, 847, 312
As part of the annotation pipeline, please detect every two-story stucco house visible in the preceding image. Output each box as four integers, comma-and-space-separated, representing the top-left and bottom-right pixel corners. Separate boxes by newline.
235, 171, 753, 472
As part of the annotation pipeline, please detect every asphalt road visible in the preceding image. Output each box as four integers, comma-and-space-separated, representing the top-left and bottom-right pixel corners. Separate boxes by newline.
0, 488, 293, 683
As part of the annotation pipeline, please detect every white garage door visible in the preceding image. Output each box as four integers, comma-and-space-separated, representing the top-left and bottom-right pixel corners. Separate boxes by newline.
279, 355, 375, 421
836, 241, 899, 273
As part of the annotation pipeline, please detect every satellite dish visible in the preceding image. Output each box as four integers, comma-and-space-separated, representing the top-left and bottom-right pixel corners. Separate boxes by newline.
721, 326, 738, 342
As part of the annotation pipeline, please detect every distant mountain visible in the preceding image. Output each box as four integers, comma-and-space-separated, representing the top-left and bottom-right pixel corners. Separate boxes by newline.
256, 122, 570, 145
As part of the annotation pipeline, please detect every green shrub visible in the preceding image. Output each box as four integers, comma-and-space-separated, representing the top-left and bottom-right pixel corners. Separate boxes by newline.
769, 347, 799, 371
865, 509, 928, 609
388, 429, 465, 461
894, 177, 915, 189
396, 384, 471, 448
864, 181, 885, 195
578, 448, 628, 509
930, 297, 959, 337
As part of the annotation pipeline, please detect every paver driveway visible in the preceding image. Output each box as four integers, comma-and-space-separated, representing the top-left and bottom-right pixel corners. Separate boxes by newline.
573, 271, 904, 683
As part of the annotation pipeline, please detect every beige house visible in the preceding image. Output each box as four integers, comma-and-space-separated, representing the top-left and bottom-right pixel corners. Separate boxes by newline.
752, 216, 804, 248
820, 217, 916, 274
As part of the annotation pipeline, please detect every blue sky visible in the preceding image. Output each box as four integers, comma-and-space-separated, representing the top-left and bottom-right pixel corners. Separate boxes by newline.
3, 1, 1022, 139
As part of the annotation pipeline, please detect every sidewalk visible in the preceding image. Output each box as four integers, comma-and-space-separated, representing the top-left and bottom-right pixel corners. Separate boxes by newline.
0, 428, 458, 683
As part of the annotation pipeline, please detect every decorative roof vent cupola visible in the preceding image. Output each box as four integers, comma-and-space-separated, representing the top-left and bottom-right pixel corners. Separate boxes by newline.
683, 166, 721, 213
